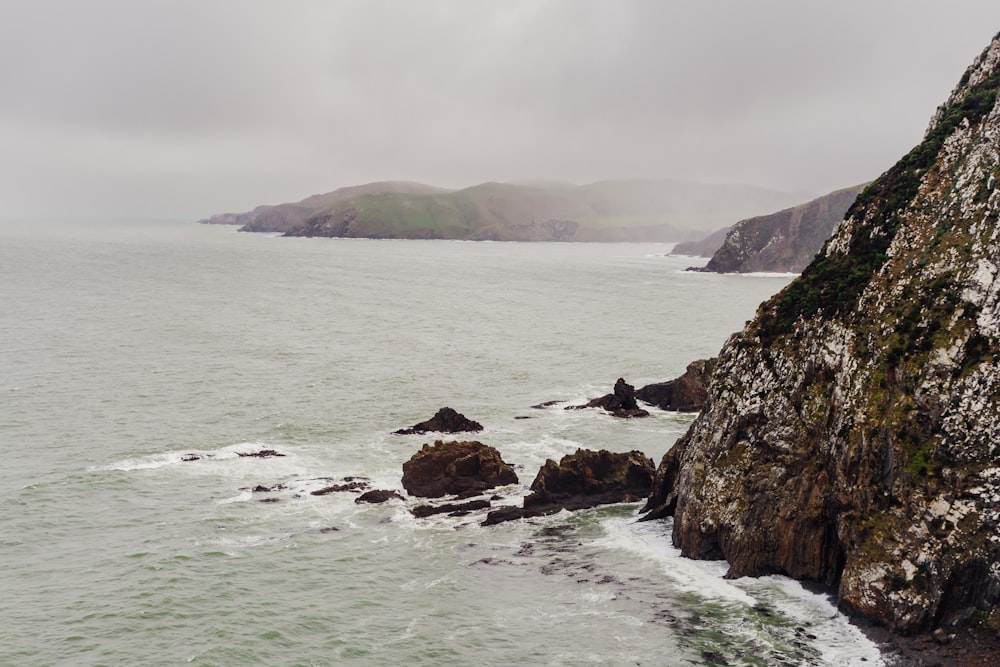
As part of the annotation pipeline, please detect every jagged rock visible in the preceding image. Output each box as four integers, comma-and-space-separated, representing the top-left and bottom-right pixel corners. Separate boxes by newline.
401, 440, 518, 498
484, 448, 654, 525
393, 407, 484, 435
644, 33, 1000, 637
355, 489, 404, 504
570, 378, 650, 418
636, 359, 717, 412
311, 481, 370, 496
411, 499, 491, 518
236, 449, 285, 458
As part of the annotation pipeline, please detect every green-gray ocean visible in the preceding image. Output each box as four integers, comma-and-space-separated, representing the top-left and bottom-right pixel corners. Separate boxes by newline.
0, 220, 882, 666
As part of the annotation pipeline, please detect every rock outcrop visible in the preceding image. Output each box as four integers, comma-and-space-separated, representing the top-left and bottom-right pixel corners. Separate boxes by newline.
355, 489, 404, 504
644, 33, 1000, 636
691, 184, 866, 274
571, 378, 650, 418
393, 407, 484, 435
635, 359, 716, 412
484, 448, 654, 525
401, 440, 518, 498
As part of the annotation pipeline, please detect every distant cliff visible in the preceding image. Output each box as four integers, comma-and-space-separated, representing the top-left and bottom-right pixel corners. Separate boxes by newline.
198, 181, 450, 233
670, 226, 731, 258
685, 184, 865, 273
645, 32, 1000, 636
200, 179, 799, 242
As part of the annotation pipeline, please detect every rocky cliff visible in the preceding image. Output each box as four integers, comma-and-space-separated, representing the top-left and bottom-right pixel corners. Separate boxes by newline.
644, 33, 1000, 636
670, 226, 731, 258
691, 184, 866, 273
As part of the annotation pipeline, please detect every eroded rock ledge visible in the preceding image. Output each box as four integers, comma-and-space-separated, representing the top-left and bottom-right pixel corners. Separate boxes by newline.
484, 448, 654, 525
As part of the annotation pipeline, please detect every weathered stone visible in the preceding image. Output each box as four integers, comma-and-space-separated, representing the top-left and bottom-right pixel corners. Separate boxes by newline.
393, 407, 484, 435
644, 34, 1000, 638
570, 378, 650, 418
401, 440, 518, 498
484, 448, 654, 525
636, 359, 716, 412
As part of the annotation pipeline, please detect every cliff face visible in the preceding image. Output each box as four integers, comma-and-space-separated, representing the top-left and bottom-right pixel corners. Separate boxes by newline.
645, 33, 1000, 635
670, 226, 731, 258
698, 184, 866, 273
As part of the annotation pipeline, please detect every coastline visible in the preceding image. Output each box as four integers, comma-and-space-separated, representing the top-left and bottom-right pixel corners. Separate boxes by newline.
864, 624, 1000, 666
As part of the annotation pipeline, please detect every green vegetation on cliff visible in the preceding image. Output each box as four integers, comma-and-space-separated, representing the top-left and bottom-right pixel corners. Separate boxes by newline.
201, 179, 800, 242
758, 64, 1000, 342
646, 31, 1000, 638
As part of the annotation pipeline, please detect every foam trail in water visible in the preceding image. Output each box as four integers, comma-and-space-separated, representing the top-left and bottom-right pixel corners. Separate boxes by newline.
599, 516, 885, 666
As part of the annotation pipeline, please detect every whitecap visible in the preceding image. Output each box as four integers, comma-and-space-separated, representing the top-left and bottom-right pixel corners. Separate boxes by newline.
598, 516, 885, 666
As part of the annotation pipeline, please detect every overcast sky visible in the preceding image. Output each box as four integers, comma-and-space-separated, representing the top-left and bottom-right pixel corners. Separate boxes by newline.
3, 1, 1000, 220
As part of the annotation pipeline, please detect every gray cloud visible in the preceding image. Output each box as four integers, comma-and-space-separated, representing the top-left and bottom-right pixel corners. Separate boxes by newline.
2, 0, 1000, 218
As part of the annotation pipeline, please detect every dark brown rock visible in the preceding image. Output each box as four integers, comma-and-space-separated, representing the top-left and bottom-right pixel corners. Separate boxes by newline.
311, 481, 370, 496
236, 449, 285, 458
525, 448, 655, 509
635, 359, 716, 412
355, 489, 404, 504
411, 499, 491, 518
393, 407, 484, 435
401, 440, 518, 498
483, 448, 655, 525
570, 378, 650, 418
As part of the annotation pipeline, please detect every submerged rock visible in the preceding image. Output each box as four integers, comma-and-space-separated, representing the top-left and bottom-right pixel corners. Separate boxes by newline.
635, 359, 716, 412
236, 449, 285, 458
393, 407, 484, 435
644, 33, 1000, 637
401, 440, 518, 498
484, 448, 654, 525
355, 489, 404, 504
311, 481, 370, 496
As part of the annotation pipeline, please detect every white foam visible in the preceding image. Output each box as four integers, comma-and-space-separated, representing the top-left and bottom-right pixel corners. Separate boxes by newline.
596, 516, 757, 606
598, 516, 885, 666
217, 490, 253, 504
99, 442, 300, 473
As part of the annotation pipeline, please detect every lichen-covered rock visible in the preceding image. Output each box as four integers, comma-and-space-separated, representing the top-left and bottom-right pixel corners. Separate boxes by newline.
645, 32, 1000, 637
636, 359, 716, 412
401, 440, 518, 498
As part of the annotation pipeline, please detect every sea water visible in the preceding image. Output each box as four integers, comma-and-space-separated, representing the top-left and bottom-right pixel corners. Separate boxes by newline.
0, 220, 883, 666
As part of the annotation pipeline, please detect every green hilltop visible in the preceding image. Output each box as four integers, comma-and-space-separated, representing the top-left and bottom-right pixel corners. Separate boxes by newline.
202, 179, 802, 242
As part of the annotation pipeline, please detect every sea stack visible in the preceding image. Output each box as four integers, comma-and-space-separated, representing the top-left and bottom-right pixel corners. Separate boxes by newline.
644, 33, 1000, 636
